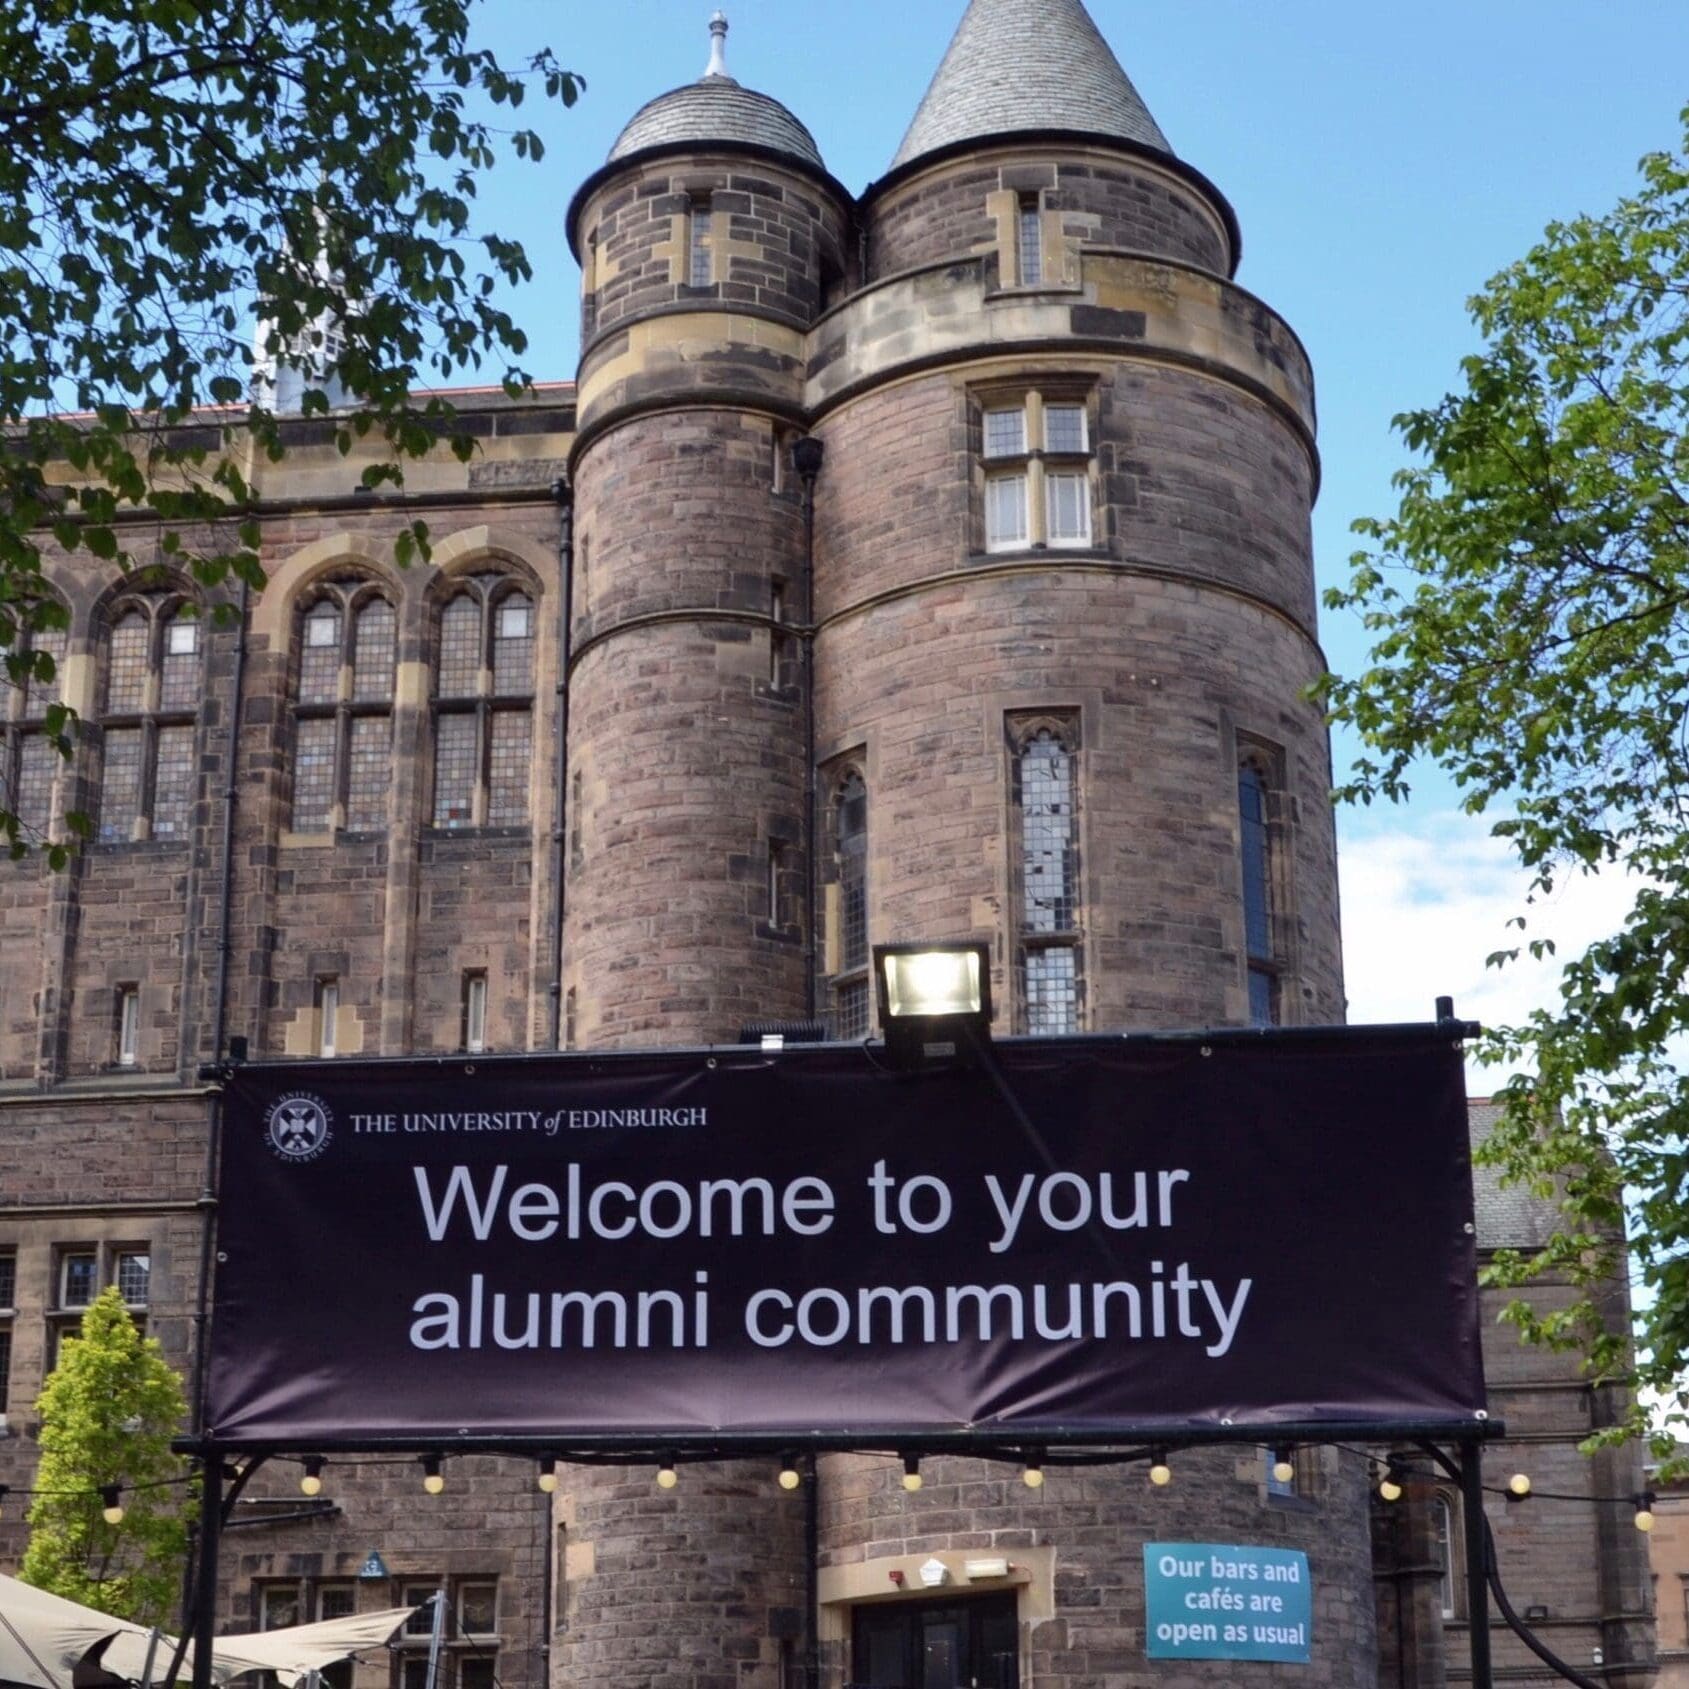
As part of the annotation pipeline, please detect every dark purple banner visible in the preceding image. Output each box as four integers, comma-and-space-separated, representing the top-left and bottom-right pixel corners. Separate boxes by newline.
205, 1033, 1485, 1446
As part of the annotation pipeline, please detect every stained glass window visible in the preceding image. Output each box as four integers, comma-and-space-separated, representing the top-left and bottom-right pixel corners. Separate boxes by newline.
14, 734, 57, 835
152, 725, 195, 836
438, 596, 480, 698
345, 716, 390, 830
106, 614, 149, 712
1014, 721, 1081, 1034
292, 717, 336, 832
488, 712, 530, 825
352, 599, 396, 702
99, 729, 144, 842
433, 714, 477, 828
99, 594, 203, 844
292, 582, 395, 834
433, 580, 535, 829
829, 769, 869, 1039
493, 596, 534, 694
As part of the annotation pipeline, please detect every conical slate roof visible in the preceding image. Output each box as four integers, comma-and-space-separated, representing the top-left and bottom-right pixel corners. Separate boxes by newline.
892, 0, 1170, 170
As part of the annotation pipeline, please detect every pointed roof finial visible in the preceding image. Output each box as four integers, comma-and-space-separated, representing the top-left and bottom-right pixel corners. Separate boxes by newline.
704, 11, 731, 80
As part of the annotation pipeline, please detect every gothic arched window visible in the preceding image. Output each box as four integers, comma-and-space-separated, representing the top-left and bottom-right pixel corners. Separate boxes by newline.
291, 579, 395, 833
1011, 719, 1081, 1034
431, 575, 535, 829
98, 595, 201, 843
827, 767, 869, 1039
0, 616, 68, 838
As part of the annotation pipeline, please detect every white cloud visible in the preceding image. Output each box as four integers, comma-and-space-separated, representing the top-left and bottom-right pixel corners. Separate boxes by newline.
1336, 811, 1644, 1072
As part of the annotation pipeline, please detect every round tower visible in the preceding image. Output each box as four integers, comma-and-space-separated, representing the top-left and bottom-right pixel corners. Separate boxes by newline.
557, 19, 847, 1687
563, 12, 851, 1050
806, 0, 1365, 1683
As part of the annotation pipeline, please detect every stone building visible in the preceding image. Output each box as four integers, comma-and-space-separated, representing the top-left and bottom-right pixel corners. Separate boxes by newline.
0, 0, 1656, 1685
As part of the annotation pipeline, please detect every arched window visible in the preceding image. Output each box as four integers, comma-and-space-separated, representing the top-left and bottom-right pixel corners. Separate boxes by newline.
1238, 748, 1278, 1025
431, 575, 535, 829
0, 616, 68, 838
828, 768, 869, 1038
291, 579, 395, 833
97, 595, 201, 843
1012, 719, 1081, 1034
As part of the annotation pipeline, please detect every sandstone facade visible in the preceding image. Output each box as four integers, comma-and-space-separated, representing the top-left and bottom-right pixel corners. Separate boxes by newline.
0, 2, 1655, 1687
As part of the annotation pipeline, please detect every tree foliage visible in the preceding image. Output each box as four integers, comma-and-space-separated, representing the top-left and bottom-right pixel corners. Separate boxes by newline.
1322, 106, 1689, 1456
21, 1288, 192, 1624
0, 0, 579, 853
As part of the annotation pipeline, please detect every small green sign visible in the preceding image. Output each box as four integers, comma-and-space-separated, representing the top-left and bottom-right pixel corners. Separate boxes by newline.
1144, 1542, 1311, 1662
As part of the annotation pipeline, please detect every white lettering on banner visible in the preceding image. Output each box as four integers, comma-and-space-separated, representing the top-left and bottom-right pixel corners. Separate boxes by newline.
406, 1270, 1253, 1356
405, 1161, 1256, 1360
411, 1166, 839, 1244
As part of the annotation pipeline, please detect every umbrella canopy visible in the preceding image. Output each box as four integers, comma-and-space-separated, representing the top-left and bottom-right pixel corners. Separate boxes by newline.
0, 1577, 151, 1689
101, 1608, 418, 1688
0, 1577, 415, 1688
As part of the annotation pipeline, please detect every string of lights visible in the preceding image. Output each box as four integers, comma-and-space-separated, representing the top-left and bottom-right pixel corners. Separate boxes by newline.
242, 1440, 1669, 1534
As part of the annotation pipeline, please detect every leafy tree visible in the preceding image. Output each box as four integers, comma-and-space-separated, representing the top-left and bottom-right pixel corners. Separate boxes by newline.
21, 1287, 192, 1623
0, 0, 580, 855
1321, 105, 1689, 1455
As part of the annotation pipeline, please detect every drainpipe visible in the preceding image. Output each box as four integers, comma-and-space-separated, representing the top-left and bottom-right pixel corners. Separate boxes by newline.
190, 573, 249, 1432
803, 1452, 820, 1689
791, 438, 824, 1023
548, 478, 573, 1048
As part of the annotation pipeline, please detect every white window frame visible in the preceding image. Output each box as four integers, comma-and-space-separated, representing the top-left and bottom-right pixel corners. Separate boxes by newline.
978, 392, 1094, 556
463, 973, 488, 1054
117, 985, 140, 1067
114, 1249, 149, 1308
1044, 469, 1092, 547
1043, 402, 1088, 454
983, 407, 1027, 459
985, 472, 1030, 552
315, 977, 340, 1059
58, 1250, 97, 1310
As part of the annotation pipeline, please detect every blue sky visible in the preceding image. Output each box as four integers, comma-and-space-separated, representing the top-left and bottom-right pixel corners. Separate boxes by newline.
460, 0, 1689, 1036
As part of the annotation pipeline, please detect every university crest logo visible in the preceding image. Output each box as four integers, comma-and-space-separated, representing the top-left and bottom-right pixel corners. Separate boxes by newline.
265, 1093, 333, 1163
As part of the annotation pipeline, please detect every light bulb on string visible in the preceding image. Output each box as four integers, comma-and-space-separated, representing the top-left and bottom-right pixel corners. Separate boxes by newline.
1507, 1472, 1532, 1499
537, 1458, 558, 1495
0, 1484, 9, 1521
422, 1456, 445, 1496
777, 1456, 801, 1492
1022, 1460, 1045, 1490
1636, 1492, 1657, 1533
656, 1455, 679, 1490
1271, 1448, 1296, 1486
1148, 1450, 1172, 1488
100, 1484, 124, 1525
901, 1456, 923, 1493
1378, 1462, 1404, 1504
300, 1457, 325, 1498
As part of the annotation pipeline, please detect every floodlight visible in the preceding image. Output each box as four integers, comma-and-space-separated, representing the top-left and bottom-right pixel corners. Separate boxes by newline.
874, 941, 992, 1068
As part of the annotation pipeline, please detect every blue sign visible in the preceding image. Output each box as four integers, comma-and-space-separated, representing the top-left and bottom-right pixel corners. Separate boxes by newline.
357, 1551, 390, 1581
1144, 1542, 1311, 1662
